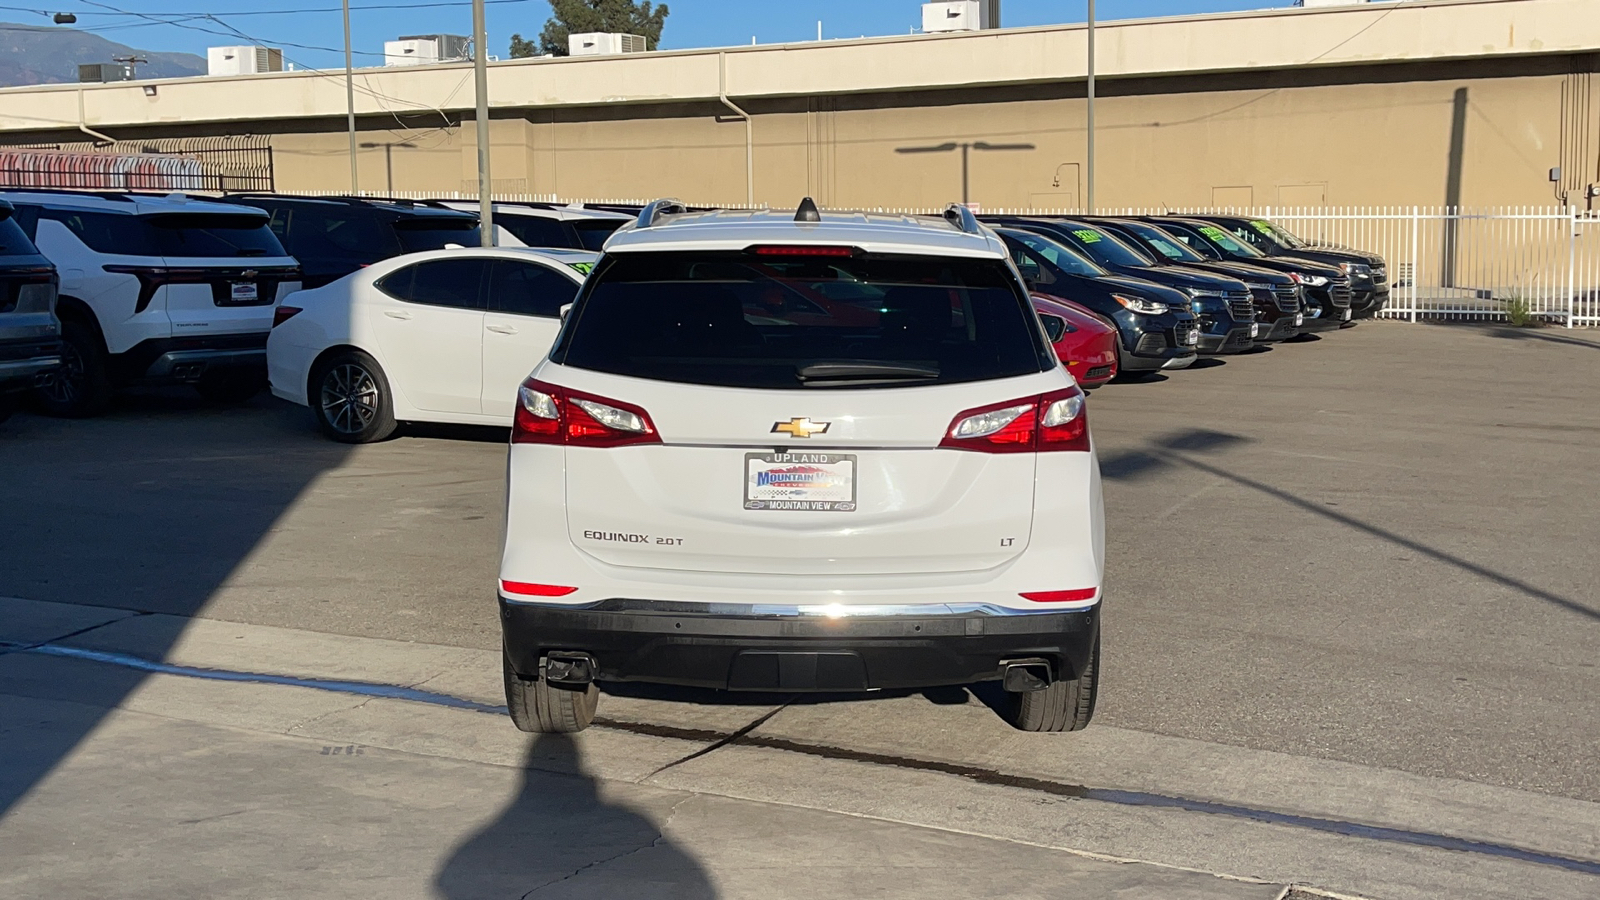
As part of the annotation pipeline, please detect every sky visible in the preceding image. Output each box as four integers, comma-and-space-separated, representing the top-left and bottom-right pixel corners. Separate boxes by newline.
1, 0, 1287, 70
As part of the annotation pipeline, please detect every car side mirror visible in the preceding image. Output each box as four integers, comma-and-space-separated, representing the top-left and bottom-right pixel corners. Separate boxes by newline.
559, 303, 572, 321
1040, 314, 1067, 343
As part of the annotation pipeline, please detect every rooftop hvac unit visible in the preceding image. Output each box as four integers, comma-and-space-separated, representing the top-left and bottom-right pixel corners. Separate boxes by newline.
568, 32, 648, 56
922, 1, 1000, 33
384, 34, 471, 66
206, 46, 285, 76
77, 63, 134, 83
1297, 0, 1371, 6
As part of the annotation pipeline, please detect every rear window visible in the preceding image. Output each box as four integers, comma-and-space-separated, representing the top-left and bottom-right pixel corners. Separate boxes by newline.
571, 218, 625, 251
394, 218, 480, 252
0, 214, 38, 257
499, 214, 571, 248
43, 210, 284, 258
554, 251, 1053, 390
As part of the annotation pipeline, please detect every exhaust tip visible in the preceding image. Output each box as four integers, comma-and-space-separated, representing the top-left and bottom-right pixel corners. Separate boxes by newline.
542, 652, 596, 685
1001, 659, 1053, 693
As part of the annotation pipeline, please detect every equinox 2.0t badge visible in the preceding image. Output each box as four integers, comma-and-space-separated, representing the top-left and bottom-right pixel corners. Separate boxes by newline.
771, 417, 830, 439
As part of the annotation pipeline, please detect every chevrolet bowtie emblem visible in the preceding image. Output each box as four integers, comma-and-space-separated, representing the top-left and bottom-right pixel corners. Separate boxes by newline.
771, 417, 830, 439
239, 270, 259, 279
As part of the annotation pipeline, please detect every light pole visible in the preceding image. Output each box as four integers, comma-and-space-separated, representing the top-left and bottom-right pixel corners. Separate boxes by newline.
472, 0, 494, 246
358, 141, 416, 193
1086, 0, 1095, 214
343, 0, 358, 194
895, 140, 1035, 207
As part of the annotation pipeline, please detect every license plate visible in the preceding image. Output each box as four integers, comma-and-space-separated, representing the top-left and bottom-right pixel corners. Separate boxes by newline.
1342, 309, 1352, 322
1250, 323, 1260, 337
744, 452, 857, 512
1184, 329, 1199, 345
1295, 313, 1304, 326
230, 282, 259, 302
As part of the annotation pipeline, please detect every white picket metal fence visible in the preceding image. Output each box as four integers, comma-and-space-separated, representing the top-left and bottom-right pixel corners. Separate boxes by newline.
284, 192, 1600, 328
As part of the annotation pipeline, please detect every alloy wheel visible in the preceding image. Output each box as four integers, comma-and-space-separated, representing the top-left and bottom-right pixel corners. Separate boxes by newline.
319, 363, 380, 434
37, 340, 83, 405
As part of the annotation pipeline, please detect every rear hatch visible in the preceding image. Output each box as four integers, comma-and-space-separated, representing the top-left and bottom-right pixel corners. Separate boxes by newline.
125, 212, 299, 334
0, 210, 57, 347
542, 248, 1064, 576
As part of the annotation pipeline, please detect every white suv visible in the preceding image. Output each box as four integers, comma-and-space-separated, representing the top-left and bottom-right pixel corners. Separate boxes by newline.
427, 200, 630, 251
1, 190, 300, 415
498, 199, 1105, 734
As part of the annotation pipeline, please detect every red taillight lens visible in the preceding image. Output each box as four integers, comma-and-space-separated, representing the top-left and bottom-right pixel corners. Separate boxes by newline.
747, 245, 857, 257
102, 265, 211, 313
512, 378, 661, 448
939, 387, 1089, 453
272, 305, 302, 328
1020, 588, 1099, 603
499, 580, 578, 597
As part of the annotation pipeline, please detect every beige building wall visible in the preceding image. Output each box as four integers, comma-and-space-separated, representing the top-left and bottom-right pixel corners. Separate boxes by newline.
252, 58, 1580, 211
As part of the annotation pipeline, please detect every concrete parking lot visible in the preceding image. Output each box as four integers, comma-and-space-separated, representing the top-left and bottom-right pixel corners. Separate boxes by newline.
3, 321, 1598, 899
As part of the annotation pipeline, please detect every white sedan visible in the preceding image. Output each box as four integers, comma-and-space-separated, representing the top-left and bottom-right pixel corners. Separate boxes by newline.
267, 247, 597, 442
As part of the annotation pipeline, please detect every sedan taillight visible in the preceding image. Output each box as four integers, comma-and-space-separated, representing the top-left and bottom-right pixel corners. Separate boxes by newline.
939, 387, 1089, 453
272, 305, 302, 328
513, 378, 661, 448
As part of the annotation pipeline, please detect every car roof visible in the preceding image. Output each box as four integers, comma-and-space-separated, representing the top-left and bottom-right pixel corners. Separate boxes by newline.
434, 201, 631, 222
0, 189, 269, 218
223, 194, 476, 219
362, 246, 598, 273
605, 202, 1007, 259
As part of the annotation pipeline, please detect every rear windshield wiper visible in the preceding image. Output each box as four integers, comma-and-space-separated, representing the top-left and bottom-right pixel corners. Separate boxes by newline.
797, 360, 940, 386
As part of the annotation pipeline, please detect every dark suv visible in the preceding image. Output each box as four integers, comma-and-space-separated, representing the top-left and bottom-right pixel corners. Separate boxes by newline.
1191, 215, 1388, 318
0, 199, 60, 423
989, 216, 1257, 354
1144, 218, 1352, 332
1085, 217, 1303, 343
995, 227, 1198, 377
218, 195, 481, 288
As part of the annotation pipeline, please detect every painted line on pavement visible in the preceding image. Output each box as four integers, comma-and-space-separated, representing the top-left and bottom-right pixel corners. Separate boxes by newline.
14, 640, 1600, 878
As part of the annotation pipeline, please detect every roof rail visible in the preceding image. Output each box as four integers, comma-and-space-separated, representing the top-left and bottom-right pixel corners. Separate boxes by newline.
942, 203, 981, 235
636, 198, 687, 229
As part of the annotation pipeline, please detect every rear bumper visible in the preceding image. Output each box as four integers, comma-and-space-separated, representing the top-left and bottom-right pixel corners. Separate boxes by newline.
500, 597, 1100, 692
116, 333, 269, 383
0, 338, 61, 390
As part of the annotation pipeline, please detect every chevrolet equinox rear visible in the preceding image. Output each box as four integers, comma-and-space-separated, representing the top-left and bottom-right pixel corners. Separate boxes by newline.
498, 199, 1105, 733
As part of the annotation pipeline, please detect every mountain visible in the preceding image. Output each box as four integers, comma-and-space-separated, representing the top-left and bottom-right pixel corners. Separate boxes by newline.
0, 22, 207, 87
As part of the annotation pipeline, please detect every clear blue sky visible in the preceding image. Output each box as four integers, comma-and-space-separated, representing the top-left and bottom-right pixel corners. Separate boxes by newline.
7, 0, 1285, 69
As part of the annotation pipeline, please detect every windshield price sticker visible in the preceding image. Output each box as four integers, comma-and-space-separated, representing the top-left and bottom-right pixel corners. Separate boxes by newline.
1250, 220, 1275, 235
568, 262, 594, 275
744, 452, 857, 512
1072, 229, 1103, 243
1198, 225, 1230, 242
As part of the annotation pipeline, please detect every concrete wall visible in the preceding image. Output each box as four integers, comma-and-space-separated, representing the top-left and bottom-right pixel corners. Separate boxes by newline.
253, 52, 1592, 210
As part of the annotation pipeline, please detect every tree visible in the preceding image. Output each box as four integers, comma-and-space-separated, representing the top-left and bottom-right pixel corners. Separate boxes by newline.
510, 0, 668, 58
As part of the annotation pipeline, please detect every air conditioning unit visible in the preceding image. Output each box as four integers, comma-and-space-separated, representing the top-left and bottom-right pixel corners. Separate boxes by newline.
206, 45, 285, 76
568, 32, 648, 56
77, 63, 134, 83
384, 34, 471, 66
922, 1, 999, 33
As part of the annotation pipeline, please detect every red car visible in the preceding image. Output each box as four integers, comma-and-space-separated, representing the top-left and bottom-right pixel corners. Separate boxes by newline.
1032, 293, 1118, 388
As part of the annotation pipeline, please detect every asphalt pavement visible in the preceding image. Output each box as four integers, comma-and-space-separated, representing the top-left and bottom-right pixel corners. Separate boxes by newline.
3, 320, 1598, 898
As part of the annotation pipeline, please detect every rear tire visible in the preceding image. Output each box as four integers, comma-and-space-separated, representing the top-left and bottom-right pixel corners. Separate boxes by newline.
503, 648, 598, 733
195, 368, 265, 405
1004, 634, 1098, 733
310, 349, 397, 443
34, 320, 113, 418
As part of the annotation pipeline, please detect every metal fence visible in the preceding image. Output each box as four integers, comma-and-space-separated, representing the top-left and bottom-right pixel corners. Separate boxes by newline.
0, 137, 274, 193
985, 205, 1600, 329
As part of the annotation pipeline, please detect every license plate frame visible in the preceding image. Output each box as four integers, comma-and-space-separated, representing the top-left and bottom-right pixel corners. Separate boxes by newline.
229, 281, 259, 303
744, 452, 857, 512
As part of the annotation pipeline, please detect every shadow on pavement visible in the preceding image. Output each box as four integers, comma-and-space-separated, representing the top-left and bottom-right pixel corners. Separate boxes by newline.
0, 390, 353, 817
1481, 325, 1600, 351
435, 733, 717, 898
1098, 427, 1600, 624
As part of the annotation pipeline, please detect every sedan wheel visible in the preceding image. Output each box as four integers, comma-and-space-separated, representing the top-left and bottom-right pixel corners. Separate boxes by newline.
313, 351, 397, 443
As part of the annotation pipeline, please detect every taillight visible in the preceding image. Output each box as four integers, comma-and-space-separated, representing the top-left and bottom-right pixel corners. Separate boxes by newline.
499, 580, 578, 597
1020, 588, 1099, 603
272, 305, 302, 327
747, 245, 857, 257
102, 265, 212, 313
939, 386, 1089, 453
512, 378, 661, 448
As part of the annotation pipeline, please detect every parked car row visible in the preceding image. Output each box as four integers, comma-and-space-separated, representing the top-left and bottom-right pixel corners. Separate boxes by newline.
0, 188, 1386, 445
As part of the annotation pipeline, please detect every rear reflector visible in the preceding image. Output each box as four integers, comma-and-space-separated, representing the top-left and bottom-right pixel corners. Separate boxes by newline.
499, 580, 578, 597
1019, 588, 1099, 603
747, 245, 857, 257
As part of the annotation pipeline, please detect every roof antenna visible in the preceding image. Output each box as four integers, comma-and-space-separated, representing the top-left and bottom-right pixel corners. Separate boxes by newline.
794, 196, 821, 223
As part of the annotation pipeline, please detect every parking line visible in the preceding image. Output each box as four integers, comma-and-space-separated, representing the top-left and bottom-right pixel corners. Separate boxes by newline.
14, 639, 1600, 878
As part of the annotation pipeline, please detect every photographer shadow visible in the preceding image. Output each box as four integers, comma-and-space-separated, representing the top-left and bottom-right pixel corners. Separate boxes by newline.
435, 733, 718, 899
